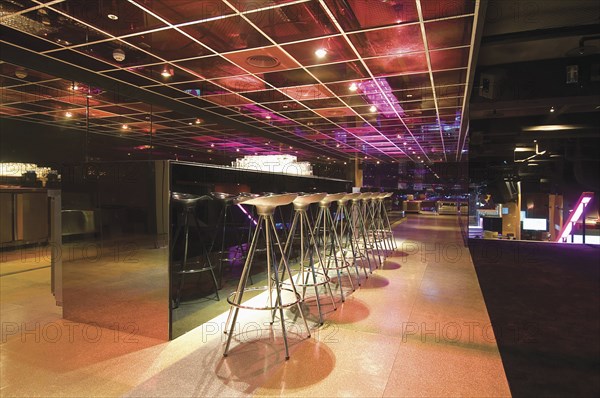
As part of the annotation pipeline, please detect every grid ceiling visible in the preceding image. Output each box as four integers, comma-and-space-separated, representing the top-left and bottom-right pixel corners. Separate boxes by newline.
0, 0, 479, 163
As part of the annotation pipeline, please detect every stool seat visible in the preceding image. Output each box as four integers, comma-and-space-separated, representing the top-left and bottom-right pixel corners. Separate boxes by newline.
294, 192, 327, 208
320, 192, 346, 206
172, 192, 211, 206
244, 193, 297, 215
211, 192, 255, 205
343, 192, 360, 201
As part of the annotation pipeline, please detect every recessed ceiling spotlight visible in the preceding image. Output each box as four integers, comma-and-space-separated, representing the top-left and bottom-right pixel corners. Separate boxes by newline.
210, 143, 215, 147
412, 151, 416, 154
406, 94, 413, 98
160, 66, 173, 78
72, 83, 79, 90
236, 148, 240, 152
64, 111, 73, 118
122, 124, 129, 130
289, 146, 293, 149
195, 118, 202, 124
403, 142, 407, 145
550, 106, 555, 113
369, 105, 377, 113
107, 14, 119, 20
376, 161, 380, 164
408, 146, 412, 150
188, 122, 192, 125
315, 48, 327, 58
336, 143, 340, 148
349, 82, 358, 92
265, 115, 272, 119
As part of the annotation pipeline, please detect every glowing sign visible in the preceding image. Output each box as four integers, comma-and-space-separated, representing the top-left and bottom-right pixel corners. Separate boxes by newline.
556, 192, 594, 242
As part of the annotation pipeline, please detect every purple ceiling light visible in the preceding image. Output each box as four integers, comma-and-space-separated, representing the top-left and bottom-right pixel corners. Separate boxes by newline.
359, 78, 405, 118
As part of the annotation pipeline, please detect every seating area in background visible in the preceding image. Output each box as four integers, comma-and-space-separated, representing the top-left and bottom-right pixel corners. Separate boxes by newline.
169, 190, 399, 357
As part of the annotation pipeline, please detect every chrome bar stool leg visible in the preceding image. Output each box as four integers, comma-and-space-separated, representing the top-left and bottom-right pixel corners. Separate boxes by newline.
281, 194, 337, 325
334, 198, 364, 286
316, 194, 354, 302
352, 196, 375, 273
223, 193, 309, 360
382, 193, 397, 250
365, 195, 383, 266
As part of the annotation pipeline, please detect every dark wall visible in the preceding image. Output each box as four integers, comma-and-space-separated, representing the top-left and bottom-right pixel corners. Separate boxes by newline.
0, 118, 86, 163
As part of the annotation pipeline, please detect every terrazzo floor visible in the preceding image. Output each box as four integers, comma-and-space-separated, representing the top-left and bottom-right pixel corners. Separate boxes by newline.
0, 214, 511, 397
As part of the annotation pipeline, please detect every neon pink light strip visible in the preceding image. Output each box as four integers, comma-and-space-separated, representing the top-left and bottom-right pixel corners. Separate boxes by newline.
237, 204, 258, 226
557, 192, 594, 242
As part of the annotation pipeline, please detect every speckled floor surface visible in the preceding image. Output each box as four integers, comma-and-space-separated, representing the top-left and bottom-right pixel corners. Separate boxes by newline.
1, 214, 510, 397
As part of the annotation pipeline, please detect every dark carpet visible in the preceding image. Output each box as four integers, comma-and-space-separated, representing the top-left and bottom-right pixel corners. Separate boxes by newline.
469, 239, 600, 398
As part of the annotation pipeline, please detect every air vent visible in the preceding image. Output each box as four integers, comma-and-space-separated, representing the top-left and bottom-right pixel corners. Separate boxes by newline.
246, 55, 280, 69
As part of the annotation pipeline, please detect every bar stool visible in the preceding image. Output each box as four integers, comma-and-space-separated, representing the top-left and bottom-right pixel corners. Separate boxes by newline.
209, 192, 251, 287
171, 192, 219, 309
223, 193, 310, 360
314, 193, 355, 302
349, 193, 376, 273
376, 192, 397, 251
282, 193, 336, 325
338, 193, 372, 280
367, 193, 390, 254
362, 193, 384, 266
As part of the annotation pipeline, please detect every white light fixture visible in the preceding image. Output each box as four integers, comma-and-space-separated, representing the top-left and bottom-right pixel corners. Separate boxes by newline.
369, 105, 377, 113
107, 14, 119, 20
122, 124, 129, 130
194, 118, 202, 124
64, 111, 73, 118
523, 124, 584, 132
550, 106, 555, 113
315, 48, 327, 58
160, 66, 173, 78
14, 68, 28, 79
112, 48, 126, 62
349, 82, 358, 92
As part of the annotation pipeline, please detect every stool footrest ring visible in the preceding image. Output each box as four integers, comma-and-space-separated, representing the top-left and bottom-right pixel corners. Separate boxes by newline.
227, 286, 301, 310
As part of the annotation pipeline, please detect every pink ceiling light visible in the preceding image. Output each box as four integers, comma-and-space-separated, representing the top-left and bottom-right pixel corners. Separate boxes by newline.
556, 192, 594, 242
359, 78, 405, 118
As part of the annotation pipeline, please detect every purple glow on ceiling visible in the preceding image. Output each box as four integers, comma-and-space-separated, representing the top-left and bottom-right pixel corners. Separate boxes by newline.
241, 104, 288, 122
360, 78, 405, 118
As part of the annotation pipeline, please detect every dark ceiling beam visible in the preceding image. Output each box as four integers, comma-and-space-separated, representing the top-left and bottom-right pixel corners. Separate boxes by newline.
0, 41, 347, 160
457, 0, 488, 161
481, 24, 600, 45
